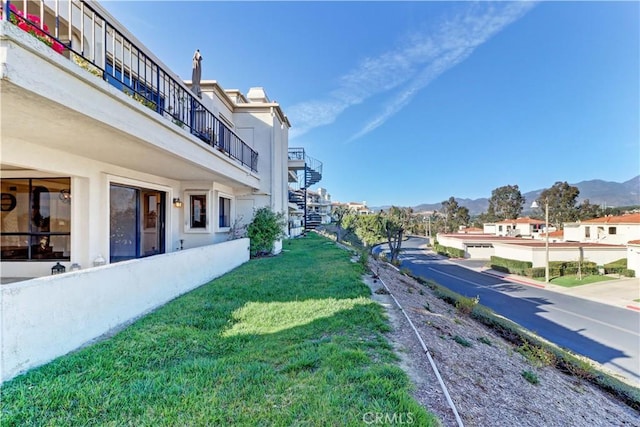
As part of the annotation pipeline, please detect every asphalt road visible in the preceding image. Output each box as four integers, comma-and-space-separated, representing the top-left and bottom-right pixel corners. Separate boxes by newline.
383, 237, 640, 386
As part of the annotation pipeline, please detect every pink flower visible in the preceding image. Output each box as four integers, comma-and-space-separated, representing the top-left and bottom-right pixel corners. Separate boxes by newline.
26, 13, 41, 25
52, 41, 65, 54
8, 4, 63, 55
9, 4, 23, 17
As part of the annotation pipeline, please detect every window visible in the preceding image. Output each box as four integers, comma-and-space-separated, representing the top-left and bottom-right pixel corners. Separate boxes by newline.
184, 191, 210, 233
190, 195, 207, 229
585, 226, 590, 238
1, 178, 71, 261
608, 227, 617, 235
219, 196, 231, 228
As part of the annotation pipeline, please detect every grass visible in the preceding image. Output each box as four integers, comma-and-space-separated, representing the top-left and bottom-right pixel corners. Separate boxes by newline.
540, 275, 614, 287
521, 370, 539, 385
0, 233, 438, 426
452, 335, 472, 348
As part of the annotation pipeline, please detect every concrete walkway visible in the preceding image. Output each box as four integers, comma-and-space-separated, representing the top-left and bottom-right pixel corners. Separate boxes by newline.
481, 269, 640, 312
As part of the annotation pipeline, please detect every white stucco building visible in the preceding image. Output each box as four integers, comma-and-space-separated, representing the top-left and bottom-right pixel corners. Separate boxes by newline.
1, 1, 290, 382
484, 217, 547, 238
563, 213, 640, 245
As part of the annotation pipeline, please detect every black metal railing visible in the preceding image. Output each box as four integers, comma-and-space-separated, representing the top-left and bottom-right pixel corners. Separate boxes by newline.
3, 0, 258, 173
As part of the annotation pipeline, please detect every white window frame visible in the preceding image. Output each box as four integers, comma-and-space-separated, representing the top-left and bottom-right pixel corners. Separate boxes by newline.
184, 190, 211, 233
216, 191, 234, 232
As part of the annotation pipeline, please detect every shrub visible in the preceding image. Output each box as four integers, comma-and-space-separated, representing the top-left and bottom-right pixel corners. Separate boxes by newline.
490, 256, 532, 276
518, 340, 556, 367
549, 261, 598, 277
453, 335, 472, 347
433, 244, 465, 258
455, 295, 479, 315
604, 259, 629, 275
522, 370, 539, 385
247, 207, 286, 257
621, 269, 635, 278
357, 250, 369, 272
477, 336, 492, 346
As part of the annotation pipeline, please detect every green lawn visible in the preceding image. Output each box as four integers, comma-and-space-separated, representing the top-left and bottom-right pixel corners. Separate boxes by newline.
548, 274, 615, 287
0, 233, 438, 426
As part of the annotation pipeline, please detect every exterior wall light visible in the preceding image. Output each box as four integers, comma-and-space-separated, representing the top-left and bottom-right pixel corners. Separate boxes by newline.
93, 254, 106, 267
173, 198, 183, 208
51, 262, 66, 275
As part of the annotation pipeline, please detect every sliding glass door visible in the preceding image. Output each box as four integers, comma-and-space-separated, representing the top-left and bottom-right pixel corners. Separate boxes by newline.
110, 184, 165, 263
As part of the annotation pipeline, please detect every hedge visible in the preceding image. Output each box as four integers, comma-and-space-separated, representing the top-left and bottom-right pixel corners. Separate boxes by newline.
434, 243, 465, 258
603, 259, 633, 276
491, 257, 603, 278
490, 256, 532, 276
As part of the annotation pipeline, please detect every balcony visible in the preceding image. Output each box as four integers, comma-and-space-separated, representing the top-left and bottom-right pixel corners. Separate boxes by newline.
1, 0, 257, 174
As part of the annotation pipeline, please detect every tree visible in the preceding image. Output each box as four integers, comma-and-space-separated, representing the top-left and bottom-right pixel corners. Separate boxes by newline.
354, 214, 384, 251
537, 181, 580, 230
577, 199, 602, 220
381, 206, 413, 264
332, 205, 353, 243
247, 207, 286, 257
441, 197, 469, 233
486, 185, 525, 221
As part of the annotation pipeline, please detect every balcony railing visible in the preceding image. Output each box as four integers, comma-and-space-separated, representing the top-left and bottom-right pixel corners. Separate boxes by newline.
2, 0, 258, 173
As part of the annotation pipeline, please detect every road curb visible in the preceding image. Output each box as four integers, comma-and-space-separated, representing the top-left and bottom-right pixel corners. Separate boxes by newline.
480, 270, 546, 289
626, 305, 640, 312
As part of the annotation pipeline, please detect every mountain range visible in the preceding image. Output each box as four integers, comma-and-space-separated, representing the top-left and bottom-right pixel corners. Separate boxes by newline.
377, 176, 640, 216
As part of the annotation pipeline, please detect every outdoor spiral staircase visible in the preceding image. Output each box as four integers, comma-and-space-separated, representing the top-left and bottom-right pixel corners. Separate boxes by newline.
288, 148, 323, 231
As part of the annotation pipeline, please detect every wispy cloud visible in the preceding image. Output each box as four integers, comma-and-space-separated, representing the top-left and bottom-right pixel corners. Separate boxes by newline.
287, 2, 536, 141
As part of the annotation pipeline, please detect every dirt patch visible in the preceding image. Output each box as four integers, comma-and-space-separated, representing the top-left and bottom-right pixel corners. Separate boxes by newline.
365, 258, 640, 426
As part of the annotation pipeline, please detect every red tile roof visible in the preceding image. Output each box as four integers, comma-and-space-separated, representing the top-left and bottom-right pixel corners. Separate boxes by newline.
495, 217, 545, 225
581, 213, 640, 224
439, 234, 623, 248
458, 227, 483, 233
540, 230, 564, 238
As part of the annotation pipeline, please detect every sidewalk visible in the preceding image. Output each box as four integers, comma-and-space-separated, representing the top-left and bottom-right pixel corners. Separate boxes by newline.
480, 268, 640, 312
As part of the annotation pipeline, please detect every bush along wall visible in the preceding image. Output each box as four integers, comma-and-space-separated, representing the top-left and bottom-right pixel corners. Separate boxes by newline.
547, 261, 598, 277
603, 259, 634, 277
490, 256, 532, 276
434, 243, 465, 259
492, 256, 615, 278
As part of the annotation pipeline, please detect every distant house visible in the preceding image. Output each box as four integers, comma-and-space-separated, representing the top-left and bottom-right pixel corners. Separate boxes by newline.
492, 241, 626, 269
436, 233, 626, 266
306, 188, 332, 228
564, 213, 640, 245
458, 227, 484, 234
332, 201, 373, 216
484, 217, 547, 238
540, 229, 564, 242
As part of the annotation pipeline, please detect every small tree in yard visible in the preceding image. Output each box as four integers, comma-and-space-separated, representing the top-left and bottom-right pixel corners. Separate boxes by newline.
332, 205, 353, 243
247, 207, 286, 257
382, 206, 412, 264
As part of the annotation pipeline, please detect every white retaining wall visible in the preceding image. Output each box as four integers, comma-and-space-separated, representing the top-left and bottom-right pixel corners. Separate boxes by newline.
1, 238, 249, 383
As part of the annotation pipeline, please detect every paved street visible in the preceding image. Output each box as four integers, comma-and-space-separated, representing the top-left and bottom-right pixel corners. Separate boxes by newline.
391, 237, 640, 387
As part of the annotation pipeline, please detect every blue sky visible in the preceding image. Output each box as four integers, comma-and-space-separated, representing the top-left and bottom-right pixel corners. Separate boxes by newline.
102, 1, 639, 208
